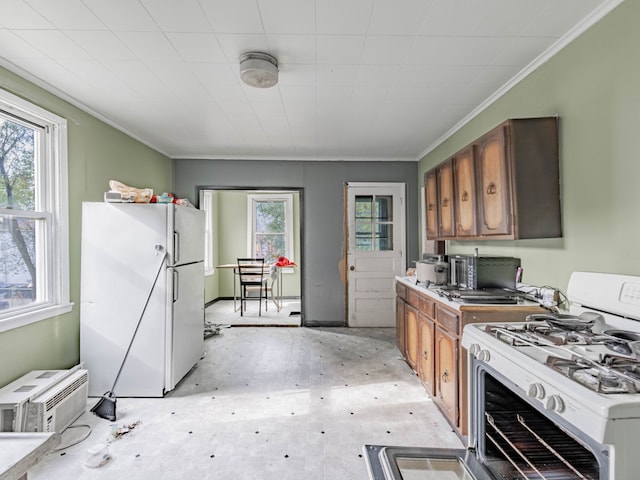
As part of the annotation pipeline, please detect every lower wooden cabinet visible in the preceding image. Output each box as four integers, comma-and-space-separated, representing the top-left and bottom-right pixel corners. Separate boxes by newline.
405, 303, 420, 371
395, 283, 407, 353
417, 314, 435, 396
395, 279, 543, 440
395, 296, 405, 354
434, 325, 458, 427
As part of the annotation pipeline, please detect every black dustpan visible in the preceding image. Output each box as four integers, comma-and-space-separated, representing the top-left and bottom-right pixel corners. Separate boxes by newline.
90, 253, 167, 421
91, 391, 117, 421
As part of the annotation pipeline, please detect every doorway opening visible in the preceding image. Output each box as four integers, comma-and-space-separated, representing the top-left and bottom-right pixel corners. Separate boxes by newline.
198, 187, 303, 326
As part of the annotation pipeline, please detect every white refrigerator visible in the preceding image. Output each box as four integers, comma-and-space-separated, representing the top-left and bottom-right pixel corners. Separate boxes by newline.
80, 202, 205, 397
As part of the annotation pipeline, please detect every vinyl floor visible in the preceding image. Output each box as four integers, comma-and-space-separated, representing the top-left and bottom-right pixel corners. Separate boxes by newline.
30, 321, 462, 479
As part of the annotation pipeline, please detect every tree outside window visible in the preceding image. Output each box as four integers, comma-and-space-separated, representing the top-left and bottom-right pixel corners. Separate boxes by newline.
248, 193, 293, 262
0, 115, 38, 309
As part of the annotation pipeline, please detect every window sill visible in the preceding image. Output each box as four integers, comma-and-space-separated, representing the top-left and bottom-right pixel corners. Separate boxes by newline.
0, 303, 74, 333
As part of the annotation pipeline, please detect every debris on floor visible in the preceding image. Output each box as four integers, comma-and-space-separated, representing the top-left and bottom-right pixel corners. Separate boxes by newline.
110, 420, 141, 441
204, 321, 230, 338
85, 443, 111, 468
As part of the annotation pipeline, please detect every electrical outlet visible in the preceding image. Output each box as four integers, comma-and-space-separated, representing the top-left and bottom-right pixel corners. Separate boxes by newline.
541, 288, 558, 307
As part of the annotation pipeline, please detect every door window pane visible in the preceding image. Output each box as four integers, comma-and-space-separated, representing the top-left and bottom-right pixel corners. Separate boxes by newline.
355, 195, 393, 251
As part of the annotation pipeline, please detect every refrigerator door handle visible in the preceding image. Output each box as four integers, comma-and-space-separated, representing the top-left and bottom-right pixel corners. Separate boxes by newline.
173, 232, 180, 264
173, 269, 179, 303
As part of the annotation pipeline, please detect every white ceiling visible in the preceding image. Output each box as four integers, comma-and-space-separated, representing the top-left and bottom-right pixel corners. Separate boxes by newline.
0, 0, 619, 161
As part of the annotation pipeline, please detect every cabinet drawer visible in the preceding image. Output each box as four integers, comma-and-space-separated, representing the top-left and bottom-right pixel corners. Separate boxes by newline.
396, 282, 407, 301
407, 288, 420, 307
437, 305, 459, 335
419, 294, 435, 319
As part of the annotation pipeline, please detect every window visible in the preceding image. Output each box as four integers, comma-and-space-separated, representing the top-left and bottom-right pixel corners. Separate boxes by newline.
247, 193, 293, 262
200, 190, 214, 275
354, 194, 393, 251
0, 88, 70, 332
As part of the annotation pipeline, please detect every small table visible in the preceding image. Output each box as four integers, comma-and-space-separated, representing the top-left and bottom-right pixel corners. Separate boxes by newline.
216, 263, 288, 312
0, 432, 60, 480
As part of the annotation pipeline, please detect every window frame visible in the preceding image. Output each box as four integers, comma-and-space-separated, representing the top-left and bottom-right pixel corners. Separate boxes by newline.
247, 193, 294, 263
200, 190, 215, 276
0, 88, 71, 333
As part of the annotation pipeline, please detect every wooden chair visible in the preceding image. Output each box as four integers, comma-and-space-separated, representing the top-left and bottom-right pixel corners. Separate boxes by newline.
237, 258, 268, 316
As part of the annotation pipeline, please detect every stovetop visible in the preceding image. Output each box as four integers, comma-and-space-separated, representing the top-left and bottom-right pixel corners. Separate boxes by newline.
483, 321, 640, 394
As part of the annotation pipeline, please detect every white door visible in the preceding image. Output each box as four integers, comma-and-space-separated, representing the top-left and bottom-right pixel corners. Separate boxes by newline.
170, 204, 205, 265
347, 182, 406, 327
167, 261, 204, 391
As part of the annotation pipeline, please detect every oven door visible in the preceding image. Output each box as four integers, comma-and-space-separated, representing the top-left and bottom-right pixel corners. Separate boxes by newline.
363, 445, 493, 480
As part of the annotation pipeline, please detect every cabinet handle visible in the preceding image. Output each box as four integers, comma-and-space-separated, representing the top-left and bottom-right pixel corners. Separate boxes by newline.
461, 191, 468, 202
423, 349, 428, 360
442, 198, 449, 207
427, 203, 434, 211
442, 370, 449, 383
487, 182, 497, 195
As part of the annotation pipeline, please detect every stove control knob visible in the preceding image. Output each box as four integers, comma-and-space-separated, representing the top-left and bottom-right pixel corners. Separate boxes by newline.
545, 394, 565, 413
469, 344, 481, 357
478, 349, 491, 362
527, 383, 546, 399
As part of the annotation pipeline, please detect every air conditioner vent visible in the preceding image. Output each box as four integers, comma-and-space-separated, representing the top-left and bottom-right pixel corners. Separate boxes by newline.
36, 371, 59, 379
44, 372, 88, 412
14, 385, 37, 393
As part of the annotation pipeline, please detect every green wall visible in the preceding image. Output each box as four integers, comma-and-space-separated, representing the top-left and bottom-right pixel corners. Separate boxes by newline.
418, 1, 639, 293
0, 66, 171, 387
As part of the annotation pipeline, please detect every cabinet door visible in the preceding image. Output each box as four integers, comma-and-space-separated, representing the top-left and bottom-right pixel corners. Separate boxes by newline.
453, 147, 477, 237
418, 313, 435, 396
437, 160, 455, 238
475, 126, 512, 236
405, 304, 420, 371
435, 326, 458, 427
396, 297, 406, 354
424, 170, 439, 239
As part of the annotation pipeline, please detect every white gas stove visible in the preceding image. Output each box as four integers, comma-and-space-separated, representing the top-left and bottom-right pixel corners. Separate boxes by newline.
462, 271, 640, 478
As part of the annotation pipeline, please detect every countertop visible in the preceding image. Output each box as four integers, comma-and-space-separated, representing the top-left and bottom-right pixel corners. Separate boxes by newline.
0, 432, 60, 480
396, 276, 541, 311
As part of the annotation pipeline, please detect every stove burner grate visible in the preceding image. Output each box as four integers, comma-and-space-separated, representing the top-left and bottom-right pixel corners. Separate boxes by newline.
546, 356, 639, 394
604, 339, 632, 356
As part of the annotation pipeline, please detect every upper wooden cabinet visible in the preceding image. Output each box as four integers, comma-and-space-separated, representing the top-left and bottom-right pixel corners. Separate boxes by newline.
424, 170, 439, 239
424, 117, 561, 241
437, 160, 455, 238
452, 146, 477, 237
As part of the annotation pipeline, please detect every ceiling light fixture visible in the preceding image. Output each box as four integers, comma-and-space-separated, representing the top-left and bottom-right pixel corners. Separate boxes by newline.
239, 51, 279, 88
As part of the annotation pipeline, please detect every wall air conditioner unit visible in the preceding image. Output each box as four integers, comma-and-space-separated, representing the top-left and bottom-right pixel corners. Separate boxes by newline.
0, 366, 88, 433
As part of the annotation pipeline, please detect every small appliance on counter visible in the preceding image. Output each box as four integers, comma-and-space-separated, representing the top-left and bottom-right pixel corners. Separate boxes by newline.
449, 251, 520, 290
414, 254, 448, 287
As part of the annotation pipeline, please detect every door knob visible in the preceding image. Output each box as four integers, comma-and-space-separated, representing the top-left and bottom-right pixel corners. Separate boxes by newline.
349, 266, 355, 271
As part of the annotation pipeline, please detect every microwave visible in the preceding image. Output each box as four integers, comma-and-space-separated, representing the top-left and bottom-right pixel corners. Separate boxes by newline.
448, 255, 520, 290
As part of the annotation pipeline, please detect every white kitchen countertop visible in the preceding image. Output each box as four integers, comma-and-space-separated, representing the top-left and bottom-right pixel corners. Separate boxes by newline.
396, 276, 540, 310
0, 432, 60, 480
